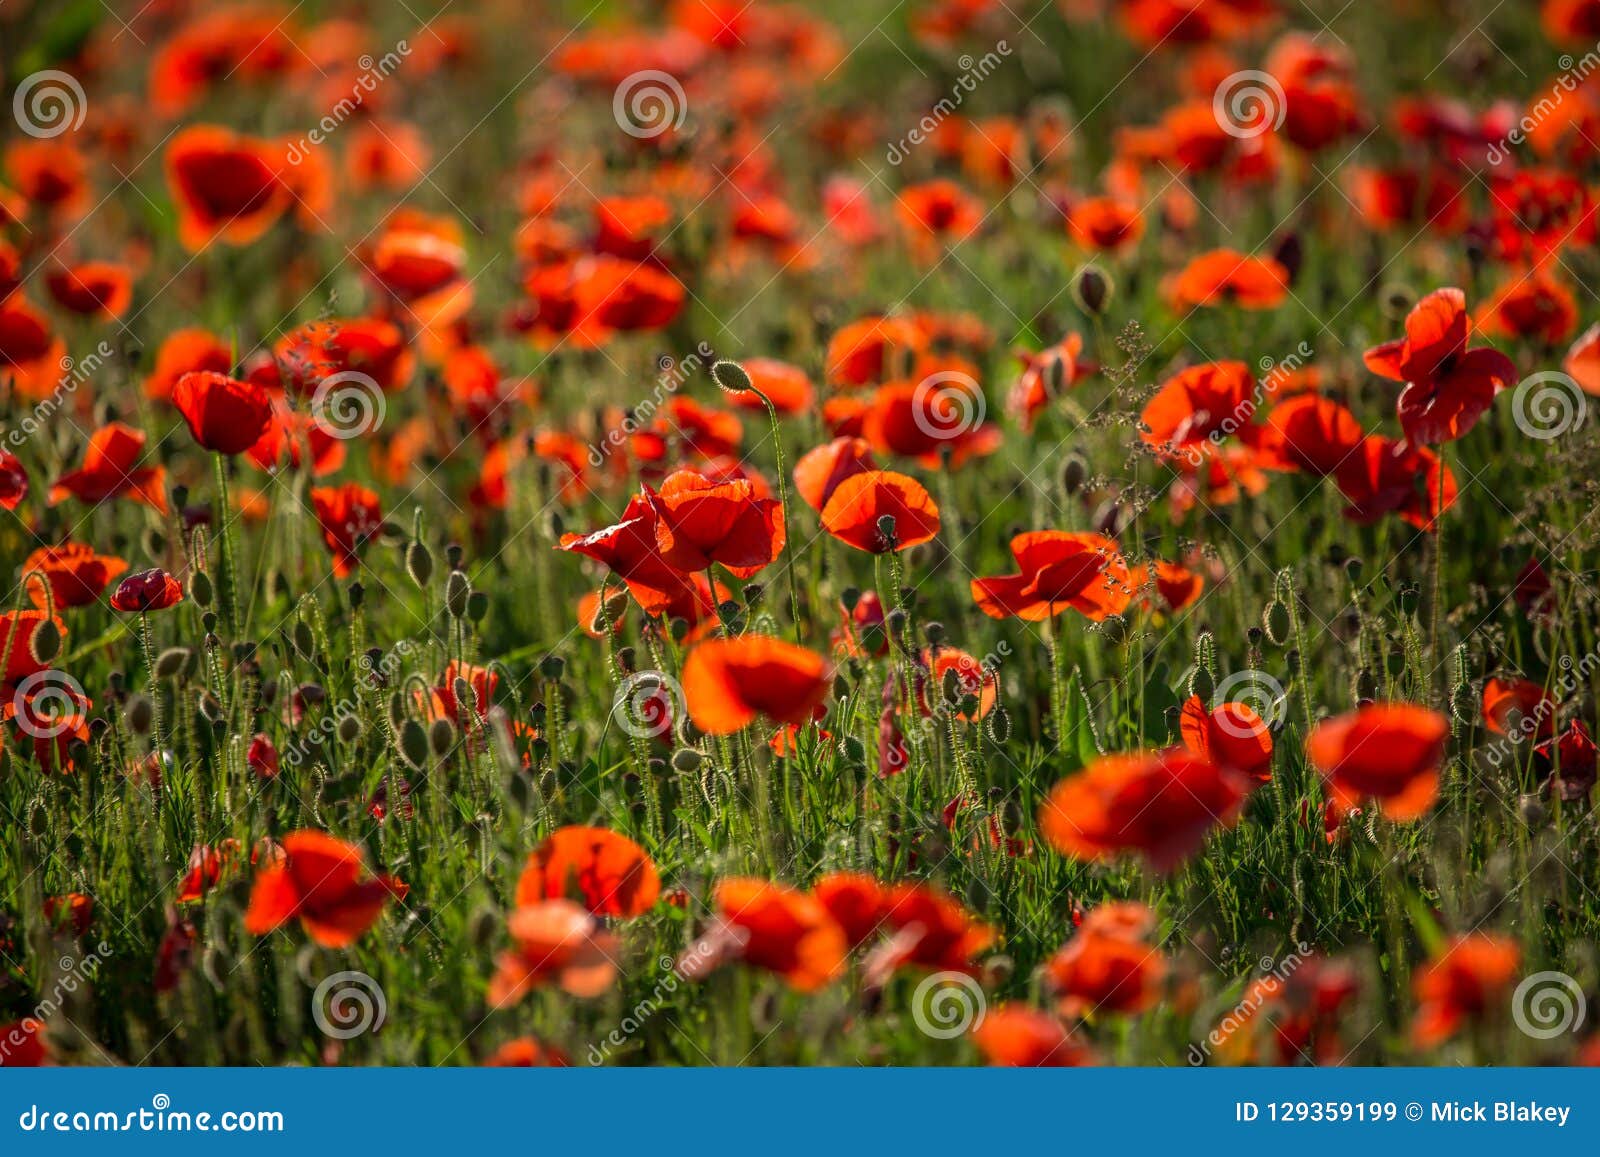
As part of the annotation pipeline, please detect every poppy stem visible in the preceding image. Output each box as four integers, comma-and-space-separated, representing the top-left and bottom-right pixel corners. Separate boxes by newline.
749, 385, 803, 642
211, 453, 238, 635
138, 611, 168, 756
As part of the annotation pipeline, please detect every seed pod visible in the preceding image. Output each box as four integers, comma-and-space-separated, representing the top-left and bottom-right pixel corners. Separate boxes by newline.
710, 359, 753, 395
336, 714, 363, 743
1072, 264, 1112, 315
1263, 600, 1292, 646
445, 543, 464, 570
428, 717, 457, 757
671, 747, 703, 772
405, 540, 434, 588
154, 647, 192, 679
187, 569, 214, 607
876, 514, 897, 543
445, 570, 470, 618
399, 719, 430, 768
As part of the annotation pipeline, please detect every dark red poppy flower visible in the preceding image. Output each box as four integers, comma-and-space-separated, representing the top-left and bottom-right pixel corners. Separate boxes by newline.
972, 531, 1132, 622
44, 892, 93, 936
1258, 394, 1364, 475
172, 371, 275, 455
0, 1018, 49, 1066
311, 483, 384, 578
1334, 435, 1456, 531
44, 261, 135, 320
244, 830, 402, 948
1537, 719, 1598, 802
819, 469, 941, 552
49, 423, 168, 513
109, 568, 184, 613
1306, 703, 1449, 820
1363, 288, 1515, 444
164, 125, 290, 251
0, 450, 26, 511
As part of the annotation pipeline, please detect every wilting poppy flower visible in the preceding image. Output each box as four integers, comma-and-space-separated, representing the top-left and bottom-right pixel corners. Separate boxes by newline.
144, 328, 233, 402
1141, 361, 1257, 455
22, 543, 128, 610
647, 469, 785, 577
678, 878, 848, 992
972, 1006, 1096, 1067
0, 295, 67, 400
1537, 719, 1598, 802
1335, 435, 1455, 531
1039, 748, 1251, 873
515, 826, 660, 918
793, 436, 877, 512
1482, 676, 1557, 741
243, 830, 402, 947
1167, 250, 1289, 310
1305, 703, 1449, 820
0, 450, 27, 511
819, 469, 941, 552
172, 371, 274, 455
1044, 901, 1165, 1016
972, 531, 1132, 622
44, 262, 135, 320
1363, 288, 1516, 445
1179, 695, 1274, 783
682, 635, 833, 735
50, 423, 168, 513
487, 900, 619, 1006
310, 483, 383, 577
109, 569, 184, 613
1410, 934, 1520, 1048
164, 125, 290, 251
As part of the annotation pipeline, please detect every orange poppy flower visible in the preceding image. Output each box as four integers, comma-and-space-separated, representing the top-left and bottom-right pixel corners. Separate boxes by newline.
1258, 394, 1363, 476
819, 469, 941, 553
683, 635, 833, 734
1411, 934, 1521, 1048
487, 900, 620, 1006
1140, 361, 1257, 455
825, 315, 926, 387
1043, 901, 1165, 1016
972, 531, 1132, 622
1363, 287, 1515, 445
49, 423, 168, 513
972, 1006, 1097, 1066
1008, 333, 1088, 430
1039, 749, 1250, 873
515, 826, 660, 918
481, 1037, 569, 1067
310, 483, 383, 578
1481, 676, 1557, 741
646, 469, 785, 576
1179, 695, 1274, 783
811, 872, 888, 948
173, 371, 275, 455
44, 262, 135, 320
144, 328, 233, 402
1167, 249, 1289, 310
916, 647, 998, 722
1563, 322, 1600, 395
0, 295, 67, 400
680, 878, 848, 992
164, 125, 290, 251
864, 881, 996, 980
275, 317, 414, 394
559, 494, 705, 617
793, 436, 877, 512
895, 179, 983, 247
1305, 703, 1450, 820
1475, 269, 1579, 346
860, 378, 1000, 468
243, 830, 402, 948
1134, 558, 1205, 612
1066, 196, 1145, 252
1335, 435, 1456, 531
22, 543, 128, 610
4, 140, 88, 220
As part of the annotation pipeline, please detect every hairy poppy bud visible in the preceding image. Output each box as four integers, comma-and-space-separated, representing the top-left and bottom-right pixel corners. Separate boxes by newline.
1263, 600, 1291, 645
292, 621, 315, 657
1072, 264, 1112, 316
1450, 682, 1476, 721
445, 570, 470, 619
445, 543, 464, 570
840, 586, 861, 612
923, 621, 945, 645
466, 590, 489, 622
187, 569, 214, 607
347, 581, 364, 610
1060, 452, 1088, 496
539, 653, 565, 680
155, 647, 191, 679
841, 735, 867, 764
405, 540, 434, 588
336, 715, 363, 743
671, 747, 703, 772
399, 719, 429, 768
986, 703, 1011, 744
710, 359, 752, 395
1189, 665, 1215, 704
127, 694, 153, 735
28, 619, 61, 664
428, 717, 456, 757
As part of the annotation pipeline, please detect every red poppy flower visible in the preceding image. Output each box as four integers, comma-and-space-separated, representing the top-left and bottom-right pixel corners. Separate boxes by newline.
1476, 269, 1578, 346
109, 568, 184, 613
22, 543, 129, 609
1546, 0, 1600, 40
43, 892, 93, 936
4, 139, 88, 219
1044, 901, 1165, 1016
863, 881, 996, 980
144, 328, 233, 402
274, 317, 414, 394
44, 261, 135, 320
1134, 558, 1205, 612
1305, 703, 1449, 820
1140, 361, 1257, 455
1179, 695, 1274, 783
243, 829, 402, 948
1039, 748, 1250, 873
172, 371, 275, 455
678, 878, 848, 992
1265, 32, 1365, 152
1363, 288, 1516, 444
0, 611, 66, 683
647, 469, 785, 576
651, 396, 744, 459
895, 179, 983, 247
682, 635, 834, 735
819, 469, 941, 553
0, 450, 27, 511
1346, 165, 1468, 234
1167, 250, 1289, 310
825, 315, 927, 387
1258, 394, 1364, 475
1334, 435, 1456, 531
559, 495, 704, 617
793, 436, 877, 511
1008, 333, 1088, 430
1481, 676, 1557, 741
860, 377, 1000, 467
515, 826, 660, 918
164, 125, 291, 251
972, 531, 1132, 622
49, 423, 168, 513
811, 872, 888, 949
972, 1006, 1096, 1067
1411, 934, 1520, 1049
1067, 196, 1145, 252
0, 1018, 49, 1066
310, 483, 384, 578
482, 1037, 570, 1067
0, 295, 67, 400
1537, 719, 1598, 802
487, 901, 619, 1006
177, 841, 239, 903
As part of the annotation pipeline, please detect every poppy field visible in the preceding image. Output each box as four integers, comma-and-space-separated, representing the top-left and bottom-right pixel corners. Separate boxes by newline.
5, 0, 1600, 1070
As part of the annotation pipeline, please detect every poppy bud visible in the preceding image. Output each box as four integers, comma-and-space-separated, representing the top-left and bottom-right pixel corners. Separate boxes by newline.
292, 621, 315, 657
885, 607, 908, 638
1450, 682, 1476, 721
1072, 263, 1112, 316
127, 694, 154, 735
1164, 702, 1182, 739
671, 747, 703, 772
832, 674, 851, 701
1060, 452, 1088, 496
986, 703, 1011, 744
923, 621, 945, 645
959, 693, 980, 717
466, 590, 489, 622
142, 528, 166, 558
617, 646, 637, 675
446, 543, 464, 569
539, 654, 565, 680
187, 570, 214, 608
1355, 669, 1377, 701
452, 678, 475, 716
470, 905, 501, 949
348, 581, 364, 610
428, 717, 457, 757
840, 586, 861, 612
1385, 647, 1405, 678
941, 666, 962, 705
155, 647, 191, 679
336, 715, 363, 744
399, 719, 429, 768
1263, 600, 1291, 645
1044, 354, 1065, 395
1188, 665, 1215, 704
710, 359, 753, 395
1397, 584, 1420, 616
507, 772, 533, 816
841, 735, 866, 764
1246, 626, 1264, 648
445, 570, 470, 619
28, 802, 48, 837
29, 619, 61, 664
1344, 557, 1363, 583
405, 540, 434, 588
742, 583, 764, 607
669, 616, 690, 642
